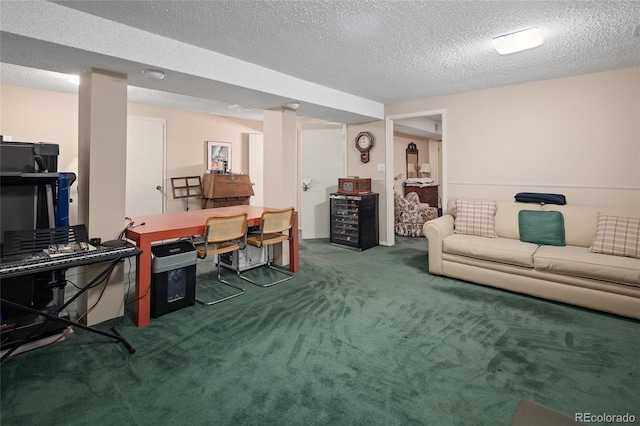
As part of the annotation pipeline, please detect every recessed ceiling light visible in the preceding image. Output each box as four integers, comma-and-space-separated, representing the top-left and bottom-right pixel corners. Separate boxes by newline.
68, 75, 79, 85
141, 68, 167, 80
492, 27, 543, 55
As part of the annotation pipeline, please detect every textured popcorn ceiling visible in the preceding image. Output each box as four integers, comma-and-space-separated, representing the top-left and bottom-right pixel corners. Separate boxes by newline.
1, 0, 639, 123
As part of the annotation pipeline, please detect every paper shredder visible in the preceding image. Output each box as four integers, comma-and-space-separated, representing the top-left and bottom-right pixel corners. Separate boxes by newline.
151, 241, 196, 318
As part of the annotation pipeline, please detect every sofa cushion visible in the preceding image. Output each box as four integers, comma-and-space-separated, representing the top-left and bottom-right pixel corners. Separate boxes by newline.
454, 199, 497, 238
495, 201, 541, 239
589, 213, 640, 259
518, 210, 565, 246
542, 204, 639, 247
443, 234, 538, 267
534, 245, 640, 287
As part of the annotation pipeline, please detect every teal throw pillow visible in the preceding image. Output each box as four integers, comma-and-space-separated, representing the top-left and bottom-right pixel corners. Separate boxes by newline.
518, 210, 566, 246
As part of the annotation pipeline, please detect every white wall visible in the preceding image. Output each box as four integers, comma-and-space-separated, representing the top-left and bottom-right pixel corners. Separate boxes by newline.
0, 85, 79, 172
346, 120, 388, 244
386, 67, 640, 208
0, 84, 263, 214
129, 104, 263, 212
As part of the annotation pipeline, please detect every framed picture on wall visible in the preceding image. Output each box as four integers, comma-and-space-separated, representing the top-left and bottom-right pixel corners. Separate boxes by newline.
206, 141, 231, 174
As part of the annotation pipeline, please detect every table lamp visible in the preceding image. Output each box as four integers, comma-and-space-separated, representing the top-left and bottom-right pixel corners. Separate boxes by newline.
419, 163, 432, 178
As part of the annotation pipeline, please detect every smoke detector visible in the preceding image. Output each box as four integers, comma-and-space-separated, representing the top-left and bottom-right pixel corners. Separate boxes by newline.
284, 102, 300, 111
141, 69, 167, 80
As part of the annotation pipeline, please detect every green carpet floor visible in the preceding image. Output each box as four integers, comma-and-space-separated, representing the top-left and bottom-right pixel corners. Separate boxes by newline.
1, 237, 638, 425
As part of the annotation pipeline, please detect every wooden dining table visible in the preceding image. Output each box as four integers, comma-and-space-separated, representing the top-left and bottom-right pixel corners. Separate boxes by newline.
126, 205, 299, 327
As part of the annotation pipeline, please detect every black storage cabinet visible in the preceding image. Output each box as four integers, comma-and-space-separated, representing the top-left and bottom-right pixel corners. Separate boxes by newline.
330, 192, 379, 251
151, 241, 196, 318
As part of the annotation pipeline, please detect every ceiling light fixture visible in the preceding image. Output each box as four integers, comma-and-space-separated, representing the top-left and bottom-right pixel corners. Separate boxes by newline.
67, 75, 79, 85
141, 68, 167, 80
492, 27, 543, 55
284, 102, 300, 111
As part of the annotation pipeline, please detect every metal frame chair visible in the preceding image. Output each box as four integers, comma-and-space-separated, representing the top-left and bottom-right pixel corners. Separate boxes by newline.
238, 207, 295, 287
192, 212, 247, 305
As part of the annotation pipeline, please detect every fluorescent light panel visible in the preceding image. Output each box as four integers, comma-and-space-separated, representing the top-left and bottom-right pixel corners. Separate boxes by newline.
492, 27, 543, 55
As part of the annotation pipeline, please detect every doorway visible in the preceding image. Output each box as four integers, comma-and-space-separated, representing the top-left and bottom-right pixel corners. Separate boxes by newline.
385, 110, 446, 246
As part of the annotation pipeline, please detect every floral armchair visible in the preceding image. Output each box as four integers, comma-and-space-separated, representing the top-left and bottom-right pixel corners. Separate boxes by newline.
394, 191, 438, 237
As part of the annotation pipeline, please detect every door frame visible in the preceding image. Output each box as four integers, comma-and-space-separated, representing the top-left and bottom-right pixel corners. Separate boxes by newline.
385, 108, 447, 246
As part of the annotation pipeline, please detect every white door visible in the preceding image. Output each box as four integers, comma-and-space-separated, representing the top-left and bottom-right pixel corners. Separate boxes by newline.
126, 116, 165, 217
301, 124, 345, 239
248, 133, 264, 206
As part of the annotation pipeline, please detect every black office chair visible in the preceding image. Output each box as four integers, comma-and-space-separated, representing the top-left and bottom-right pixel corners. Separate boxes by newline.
192, 212, 247, 305
238, 207, 295, 287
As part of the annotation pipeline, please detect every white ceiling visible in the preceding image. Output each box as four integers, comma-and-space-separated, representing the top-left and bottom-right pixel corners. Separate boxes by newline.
1, 1, 639, 124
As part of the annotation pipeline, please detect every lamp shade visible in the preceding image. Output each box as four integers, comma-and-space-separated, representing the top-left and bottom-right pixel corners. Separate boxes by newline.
420, 163, 432, 173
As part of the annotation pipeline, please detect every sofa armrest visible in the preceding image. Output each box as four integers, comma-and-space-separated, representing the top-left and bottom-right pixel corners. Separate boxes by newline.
423, 214, 455, 275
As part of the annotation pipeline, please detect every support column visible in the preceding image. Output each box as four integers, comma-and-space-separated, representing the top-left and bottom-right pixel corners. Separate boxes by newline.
263, 107, 297, 265
77, 68, 128, 325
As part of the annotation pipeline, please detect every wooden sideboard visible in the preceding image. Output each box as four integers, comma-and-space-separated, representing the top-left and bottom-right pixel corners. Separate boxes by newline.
201, 173, 254, 208
403, 184, 439, 208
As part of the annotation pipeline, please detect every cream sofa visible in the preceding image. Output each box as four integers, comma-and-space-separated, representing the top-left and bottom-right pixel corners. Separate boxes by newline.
423, 199, 640, 320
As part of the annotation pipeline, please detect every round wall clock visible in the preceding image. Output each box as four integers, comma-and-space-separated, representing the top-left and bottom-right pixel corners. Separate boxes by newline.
355, 131, 374, 163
